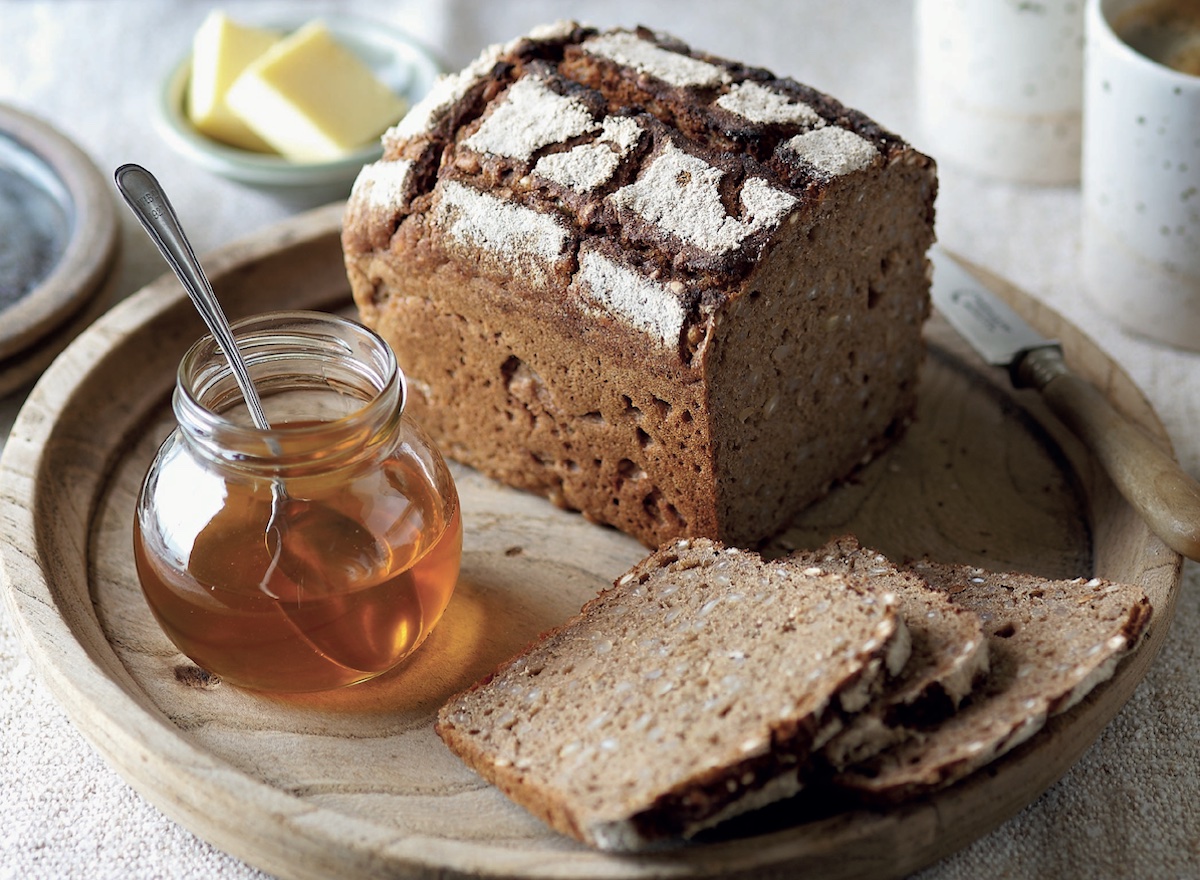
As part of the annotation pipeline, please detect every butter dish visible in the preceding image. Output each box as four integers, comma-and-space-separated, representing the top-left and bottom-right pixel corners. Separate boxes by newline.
154, 14, 441, 191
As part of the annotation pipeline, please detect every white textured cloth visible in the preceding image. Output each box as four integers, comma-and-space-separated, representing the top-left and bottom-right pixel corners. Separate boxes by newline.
1, 2, 1196, 878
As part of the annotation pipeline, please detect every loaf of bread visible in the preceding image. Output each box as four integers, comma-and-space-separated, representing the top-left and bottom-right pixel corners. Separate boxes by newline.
790, 536, 989, 768
343, 22, 937, 548
435, 537, 910, 851
834, 561, 1152, 802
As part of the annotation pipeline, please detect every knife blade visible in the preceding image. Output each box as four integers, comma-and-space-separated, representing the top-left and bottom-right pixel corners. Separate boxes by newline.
930, 246, 1200, 563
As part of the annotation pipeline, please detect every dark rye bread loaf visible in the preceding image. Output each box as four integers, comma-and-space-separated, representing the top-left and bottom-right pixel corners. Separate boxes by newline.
343, 22, 937, 548
435, 537, 910, 851
834, 561, 1152, 802
790, 536, 989, 769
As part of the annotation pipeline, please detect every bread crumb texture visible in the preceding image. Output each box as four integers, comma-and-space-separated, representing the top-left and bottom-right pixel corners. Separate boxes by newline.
792, 536, 991, 769
835, 560, 1152, 801
436, 537, 903, 850
343, 21, 937, 547
435, 537, 1152, 849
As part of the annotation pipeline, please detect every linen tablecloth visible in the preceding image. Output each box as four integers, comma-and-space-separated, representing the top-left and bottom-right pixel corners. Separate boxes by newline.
1, 2, 1196, 877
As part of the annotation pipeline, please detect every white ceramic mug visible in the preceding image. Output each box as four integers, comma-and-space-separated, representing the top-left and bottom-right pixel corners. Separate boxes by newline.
914, 0, 1086, 184
1082, 0, 1200, 351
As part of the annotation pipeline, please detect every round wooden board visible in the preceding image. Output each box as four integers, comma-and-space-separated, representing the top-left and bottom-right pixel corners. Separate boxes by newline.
0, 203, 1182, 880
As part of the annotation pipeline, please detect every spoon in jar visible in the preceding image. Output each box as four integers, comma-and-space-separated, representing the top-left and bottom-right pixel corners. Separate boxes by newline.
113, 164, 385, 610
114, 165, 272, 429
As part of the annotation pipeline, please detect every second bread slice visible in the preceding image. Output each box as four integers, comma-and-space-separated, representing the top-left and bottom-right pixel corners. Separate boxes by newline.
790, 536, 990, 769
436, 537, 910, 851
834, 562, 1152, 802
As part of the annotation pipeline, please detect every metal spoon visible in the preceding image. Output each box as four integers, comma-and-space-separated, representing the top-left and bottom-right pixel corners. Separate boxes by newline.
114, 164, 272, 431
113, 163, 298, 600
114, 164, 381, 593
113, 165, 385, 623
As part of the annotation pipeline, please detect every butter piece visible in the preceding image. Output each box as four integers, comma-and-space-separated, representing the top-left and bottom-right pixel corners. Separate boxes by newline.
226, 21, 407, 162
188, 11, 280, 152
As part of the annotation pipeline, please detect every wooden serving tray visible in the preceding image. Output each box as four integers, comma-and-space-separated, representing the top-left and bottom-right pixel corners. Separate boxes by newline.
0, 203, 1182, 879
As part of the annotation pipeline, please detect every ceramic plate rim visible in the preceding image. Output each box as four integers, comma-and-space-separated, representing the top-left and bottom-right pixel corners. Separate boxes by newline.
0, 103, 118, 363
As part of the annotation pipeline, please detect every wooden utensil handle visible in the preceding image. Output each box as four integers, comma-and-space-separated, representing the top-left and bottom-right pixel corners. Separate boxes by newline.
1028, 357, 1200, 562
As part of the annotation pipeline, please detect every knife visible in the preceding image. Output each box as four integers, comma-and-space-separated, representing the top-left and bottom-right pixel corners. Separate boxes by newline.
930, 247, 1200, 563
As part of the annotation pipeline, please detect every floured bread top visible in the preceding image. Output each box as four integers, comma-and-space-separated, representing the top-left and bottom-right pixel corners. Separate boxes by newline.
345, 22, 917, 359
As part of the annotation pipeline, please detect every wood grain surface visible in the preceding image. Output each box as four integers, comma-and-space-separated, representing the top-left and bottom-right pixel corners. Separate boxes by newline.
0, 203, 1182, 880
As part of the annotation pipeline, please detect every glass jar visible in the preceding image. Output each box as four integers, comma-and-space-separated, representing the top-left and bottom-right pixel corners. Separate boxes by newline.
133, 310, 461, 693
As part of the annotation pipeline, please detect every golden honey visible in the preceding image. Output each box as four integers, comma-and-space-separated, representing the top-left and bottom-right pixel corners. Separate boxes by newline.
133, 311, 461, 693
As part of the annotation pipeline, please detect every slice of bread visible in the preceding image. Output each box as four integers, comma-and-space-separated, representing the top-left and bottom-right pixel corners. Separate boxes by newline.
435, 537, 910, 851
834, 562, 1152, 801
790, 536, 989, 769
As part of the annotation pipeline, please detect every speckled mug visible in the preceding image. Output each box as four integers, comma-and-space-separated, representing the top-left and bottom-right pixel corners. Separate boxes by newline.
1082, 0, 1200, 351
915, 0, 1086, 184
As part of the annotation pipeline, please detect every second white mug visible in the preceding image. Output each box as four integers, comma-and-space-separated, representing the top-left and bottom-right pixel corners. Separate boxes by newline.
1081, 0, 1200, 351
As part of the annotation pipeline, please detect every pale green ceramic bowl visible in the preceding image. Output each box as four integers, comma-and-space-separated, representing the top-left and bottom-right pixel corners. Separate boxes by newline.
154, 15, 442, 190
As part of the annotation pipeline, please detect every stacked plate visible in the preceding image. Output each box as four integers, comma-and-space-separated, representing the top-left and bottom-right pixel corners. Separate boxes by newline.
0, 103, 118, 398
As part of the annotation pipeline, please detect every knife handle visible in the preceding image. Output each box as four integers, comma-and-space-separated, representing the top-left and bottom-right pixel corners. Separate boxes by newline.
1018, 347, 1200, 562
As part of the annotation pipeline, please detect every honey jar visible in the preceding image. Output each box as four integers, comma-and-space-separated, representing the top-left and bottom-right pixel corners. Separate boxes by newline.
133, 310, 461, 693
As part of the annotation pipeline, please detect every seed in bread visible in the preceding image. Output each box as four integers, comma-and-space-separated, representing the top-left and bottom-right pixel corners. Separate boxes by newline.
435, 537, 910, 851
834, 562, 1152, 801
790, 536, 990, 769
342, 22, 938, 548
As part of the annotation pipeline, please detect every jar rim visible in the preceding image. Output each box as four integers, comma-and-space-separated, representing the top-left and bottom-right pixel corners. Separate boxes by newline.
174, 310, 406, 464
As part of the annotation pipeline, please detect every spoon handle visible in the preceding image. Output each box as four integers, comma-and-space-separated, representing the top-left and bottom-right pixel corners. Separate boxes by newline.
113, 163, 271, 431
